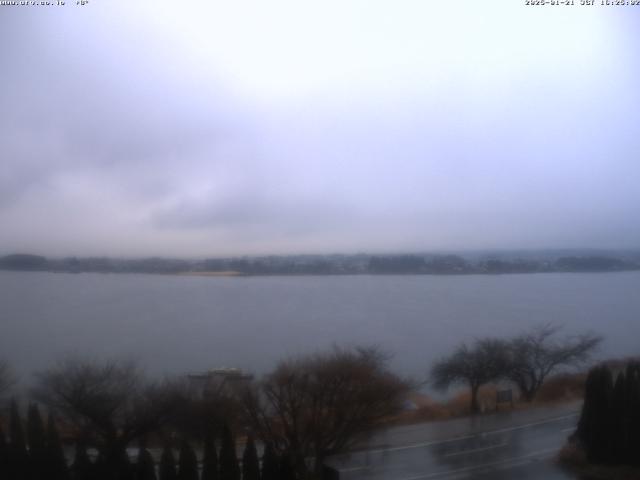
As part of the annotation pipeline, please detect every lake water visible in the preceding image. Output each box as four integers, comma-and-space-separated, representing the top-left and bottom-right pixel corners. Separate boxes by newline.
1, 271, 639, 385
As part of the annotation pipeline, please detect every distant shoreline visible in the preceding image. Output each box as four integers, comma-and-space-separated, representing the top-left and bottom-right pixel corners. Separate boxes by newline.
1, 251, 639, 277
2, 268, 640, 278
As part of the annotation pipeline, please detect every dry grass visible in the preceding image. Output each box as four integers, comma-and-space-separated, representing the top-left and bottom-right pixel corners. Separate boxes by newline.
536, 372, 586, 403
392, 371, 588, 426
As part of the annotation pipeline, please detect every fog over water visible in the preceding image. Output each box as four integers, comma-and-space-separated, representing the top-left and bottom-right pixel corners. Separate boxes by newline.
2, 270, 638, 384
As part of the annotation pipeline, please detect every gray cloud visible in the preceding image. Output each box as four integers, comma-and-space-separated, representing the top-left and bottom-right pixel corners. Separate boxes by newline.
1, 2, 639, 256
154, 189, 356, 238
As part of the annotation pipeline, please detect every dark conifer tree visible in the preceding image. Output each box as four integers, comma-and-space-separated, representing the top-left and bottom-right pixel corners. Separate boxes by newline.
0, 424, 8, 479
593, 366, 614, 465
136, 444, 157, 480
219, 425, 240, 480
201, 433, 218, 480
94, 453, 109, 480
579, 367, 597, 462
259, 444, 279, 480
610, 372, 627, 464
8, 399, 29, 480
177, 440, 198, 480
577, 362, 640, 467
241, 436, 260, 480
159, 445, 178, 480
45, 412, 70, 480
626, 362, 640, 466
71, 441, 93, 480
576, 366, 595, 442
278, 451, 295, 480
27, 403, 47, 479
116, 447, 134, 480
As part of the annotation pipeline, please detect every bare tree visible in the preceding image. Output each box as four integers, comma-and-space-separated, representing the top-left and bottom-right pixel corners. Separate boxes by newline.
32, 357, 182, 471
431, 338, 511, 414
242, 346, 410, 479
165, 377, 241, 442
507, 324, 602, 402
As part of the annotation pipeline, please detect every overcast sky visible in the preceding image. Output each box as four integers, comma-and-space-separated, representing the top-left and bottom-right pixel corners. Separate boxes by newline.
1, 1, 639, 257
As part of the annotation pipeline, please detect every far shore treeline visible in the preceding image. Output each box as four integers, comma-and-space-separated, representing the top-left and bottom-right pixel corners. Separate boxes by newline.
1, 250, 639, 276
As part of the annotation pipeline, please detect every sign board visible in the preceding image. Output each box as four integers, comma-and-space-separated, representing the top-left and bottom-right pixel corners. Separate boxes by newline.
496, 389, 514, 409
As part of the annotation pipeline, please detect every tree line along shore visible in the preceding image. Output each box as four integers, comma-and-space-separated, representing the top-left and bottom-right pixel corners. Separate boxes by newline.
1, 251, 639, 276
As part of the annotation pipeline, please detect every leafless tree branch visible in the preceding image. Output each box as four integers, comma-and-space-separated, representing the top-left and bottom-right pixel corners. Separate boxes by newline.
242, 345, 410, 478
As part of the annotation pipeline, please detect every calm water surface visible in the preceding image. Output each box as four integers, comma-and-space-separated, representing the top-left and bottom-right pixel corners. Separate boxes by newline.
1, 271, 638, 382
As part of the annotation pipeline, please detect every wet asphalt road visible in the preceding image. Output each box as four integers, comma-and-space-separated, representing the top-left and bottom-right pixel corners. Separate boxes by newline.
327, 405, 581, 479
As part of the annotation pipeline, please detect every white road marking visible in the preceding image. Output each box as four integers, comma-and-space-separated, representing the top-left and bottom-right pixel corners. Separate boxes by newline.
339, 413, 576, 474
398, 447, 558, 480
442, 442, 508, 457
355, 413, 578, 456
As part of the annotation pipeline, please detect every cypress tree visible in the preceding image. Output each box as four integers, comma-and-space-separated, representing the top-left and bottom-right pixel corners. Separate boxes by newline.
260, 444, 279, 480
610, 372, 627, 464
622, 364, 634, 465
278, 451, 295, 480
159, 445, 178, 480
27, 403, 47, 480
136, 444, 157, 480
626, 362, 640, 466
577, 366, 596, 443
219, 425, 240, 480
116, 447, 134, 480
578, 366, 615, 465
45, 412, 70, 480
177, 440, 198, 480
0, 424, 8, 479
27, 404, 46, 451
241, 436, 260, 480
71, 441, 93, 480
93, 453, 109, 480
201, 433, 218, 480
599, 366, 615, 465
8, 399, 29, 480
577, 362, 640, 467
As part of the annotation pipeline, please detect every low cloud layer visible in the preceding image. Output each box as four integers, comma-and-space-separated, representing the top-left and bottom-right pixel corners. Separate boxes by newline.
1, 1, 639, 257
